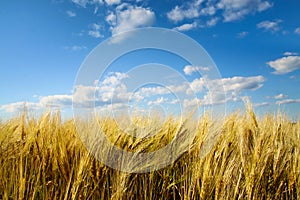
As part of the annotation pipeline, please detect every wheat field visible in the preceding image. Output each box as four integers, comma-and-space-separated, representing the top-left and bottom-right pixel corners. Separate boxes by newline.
0, 105, 299, 199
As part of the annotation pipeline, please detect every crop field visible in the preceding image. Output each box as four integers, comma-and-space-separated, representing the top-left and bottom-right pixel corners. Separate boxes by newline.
0, 106, 299, 200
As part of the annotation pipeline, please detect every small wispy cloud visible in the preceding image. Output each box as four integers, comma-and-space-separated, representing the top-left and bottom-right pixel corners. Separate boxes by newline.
206, 17, 219, 27
274, 93, 288, 99
148, 97, 168, 106
237, 31, 249, 38
65, 45, 87, 51
253, 102, 271, 107
66, 10, 76, 17
257, 19, 282, 32
71, 0, 103, 8
284, 52, 298, 56
173, 22, 197, 32
276, 98, 300, 105
295, 27, 300, 35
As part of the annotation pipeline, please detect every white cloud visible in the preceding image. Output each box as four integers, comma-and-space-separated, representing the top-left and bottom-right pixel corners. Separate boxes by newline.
167, 0, 272, 24
202, 91, 230, 105
106, 12, 117, 26
88, 31, 103, 38
170, 99, 180, 104
167, 5, 200, 23
40, 95, 73, 108
135, 83, 188, 99
173, 22, 198, 32
91, 23, 101, 30
167, 0, 206, 23
218, 0, 272, 22
189, 77, 206, 93
148, 97, 168, 106
66, 10, 76, 17
105, 0, 121, 5
237, 31, 249, 38
71, 0, 103, 7
137, 86, 170, 97
0, 70, 266, 114
96, 72, 131, 103
183, 65, 210, 75
168, 84, 190, 94
1, 72, 133, 113
295, 27, 300, 35
276, 99, 300, 105
88, 23, 103, 38
284, 52, 298, 56
183, 98, 201, 108
0, 95, 73, 112
257, 1, 273, 11
188, 75, 265, 104
267, 56, 300, 74
108, 4, 155, 36
96, 103, 128, 114
65, 45, 87, 51
200, 5, 217, 16
206, 17, 219, 27
101, 72, 128, 85
253, 102, 271, 107
0, 102, 41, 113
221, 75, 265, 92
257, 20, 282, 32
72, 0, 89, 7
274, 93, 287, 99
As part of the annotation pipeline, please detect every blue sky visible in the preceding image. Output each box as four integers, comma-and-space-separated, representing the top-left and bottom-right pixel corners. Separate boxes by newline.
1, 0, 300, 119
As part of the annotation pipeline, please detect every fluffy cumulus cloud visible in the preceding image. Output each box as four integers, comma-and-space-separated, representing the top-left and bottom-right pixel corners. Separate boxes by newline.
167, 0, 203, 23
257, 19, 282, 32
267, 56, 300, 74
188, 75, 265, 104
167, 0, 272, 24
0, 72, 132, 113
107, 4, 155, 36
1, 71, 265, 113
